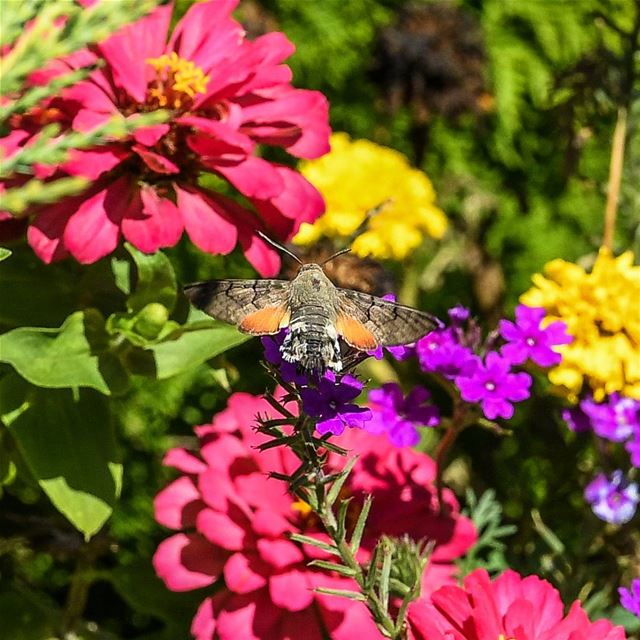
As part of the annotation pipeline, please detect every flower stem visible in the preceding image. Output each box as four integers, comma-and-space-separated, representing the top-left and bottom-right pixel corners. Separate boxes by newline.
435, 403, 468, 515
602, 106, 627, 250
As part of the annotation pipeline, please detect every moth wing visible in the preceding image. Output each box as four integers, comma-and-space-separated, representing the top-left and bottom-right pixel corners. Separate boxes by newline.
184, 279, 291, 335
335, 288, 442, 348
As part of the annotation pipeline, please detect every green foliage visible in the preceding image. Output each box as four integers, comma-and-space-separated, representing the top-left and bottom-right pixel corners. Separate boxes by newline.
457, 489, 517, 576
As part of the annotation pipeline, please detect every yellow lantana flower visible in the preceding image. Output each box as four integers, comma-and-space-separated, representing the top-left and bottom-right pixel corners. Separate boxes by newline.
521, 248, 640, 401
294, 132, 447, 260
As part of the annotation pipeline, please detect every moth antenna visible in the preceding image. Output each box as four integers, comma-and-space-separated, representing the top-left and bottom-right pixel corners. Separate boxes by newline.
257, 231, 303, 265
321, 247, 351, 266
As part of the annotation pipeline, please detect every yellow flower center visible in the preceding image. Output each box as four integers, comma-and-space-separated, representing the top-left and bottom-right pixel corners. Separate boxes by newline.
146, 52, 209, 109
498, 635, 517, 640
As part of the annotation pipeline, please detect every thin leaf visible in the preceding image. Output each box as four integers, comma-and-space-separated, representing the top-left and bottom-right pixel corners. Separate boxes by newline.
350, 494, 372, 554
314, 587, 366, 601
289, 533, 340, 556
327, 455, 357, 506
308, 560, 357, 578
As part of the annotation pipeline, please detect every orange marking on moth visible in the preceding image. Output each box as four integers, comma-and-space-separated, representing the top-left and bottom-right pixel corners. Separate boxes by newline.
336, 313, 377, 350
239, 306, 289, 335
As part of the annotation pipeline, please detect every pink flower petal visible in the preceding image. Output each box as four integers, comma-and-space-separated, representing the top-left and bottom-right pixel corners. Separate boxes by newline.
132, 124, 170, 146
154, 476, 203, 529
63, 146, 128, 180
256, 539, 303, 570
162, 447, 207, 474
61, 177, 135, 263
178, 116, 254, 153
251, 508, 293, 538
196, 507, 248, 551
213, 591, 282, 640
191, 598, 216, 640
176, 186, 238, 255
210, 155, 285, 200
97, 5, 172, 103
168, 0, 243, 76
27, 200, 72, 263
152, 533, 225, 591
131, 145, 180, 174
269, 569, 314, 611
121, 185, 184, 252
224, 552, 268, 594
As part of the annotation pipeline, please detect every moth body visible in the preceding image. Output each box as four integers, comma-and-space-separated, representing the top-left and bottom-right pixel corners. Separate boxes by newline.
184, 261, 442, 375
281, 265, 342, 373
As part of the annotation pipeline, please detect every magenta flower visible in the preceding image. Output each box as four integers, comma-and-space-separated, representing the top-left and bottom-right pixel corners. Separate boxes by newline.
455, 352, 532, 420
619, 578, 640, 618
407, 568, 627, 640
561, 405, 592, 433
582, 394, 639, 443
19, 1, 330, 274
499, 304, 572, 367
300, 372, 372, 436
585, 471, 639, 525
153, 392, 476, 639
416, 328, 480, 380
367, 383, 439, 447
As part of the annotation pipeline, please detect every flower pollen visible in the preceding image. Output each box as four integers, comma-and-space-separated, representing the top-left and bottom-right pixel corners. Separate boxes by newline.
146, 52, 209, 110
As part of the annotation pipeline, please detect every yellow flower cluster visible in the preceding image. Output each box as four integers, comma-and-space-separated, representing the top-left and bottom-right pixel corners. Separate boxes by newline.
294, 133, 447, 260
521, 248, 640, 401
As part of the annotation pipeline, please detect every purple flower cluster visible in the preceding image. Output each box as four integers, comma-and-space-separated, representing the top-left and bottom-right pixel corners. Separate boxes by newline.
262, 332, 372, 436
367, 383, 439, 447
584, 470, 639, 524
619, 578, 640, 618
564, 394, 640, 467
499, 305, 572, 367
415, 304, 566, 421
300, 372, 372, 436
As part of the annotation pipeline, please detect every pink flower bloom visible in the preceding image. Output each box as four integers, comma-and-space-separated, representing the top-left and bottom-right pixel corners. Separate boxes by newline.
407, 568, 627, 640
13, 0, 329, 274
153, 392, 476, 639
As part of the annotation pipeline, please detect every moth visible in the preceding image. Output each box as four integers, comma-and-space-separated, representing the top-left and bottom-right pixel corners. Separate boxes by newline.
184, 236, 442, 374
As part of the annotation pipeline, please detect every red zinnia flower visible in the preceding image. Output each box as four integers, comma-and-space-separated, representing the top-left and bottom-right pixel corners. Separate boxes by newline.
11, 0, 329, 274
152, 391, 476, 640
407, 568, 627, 640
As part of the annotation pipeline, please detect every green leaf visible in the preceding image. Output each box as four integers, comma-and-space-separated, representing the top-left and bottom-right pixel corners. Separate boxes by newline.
0, 310, 112, 394
289, 533, 341, 556
126, 244, 177, 313
0, 248, 11, 262
314, 587, 366, 601
350, 494, 372, 554
0, 378, 122, 539
148, 322, 249, 379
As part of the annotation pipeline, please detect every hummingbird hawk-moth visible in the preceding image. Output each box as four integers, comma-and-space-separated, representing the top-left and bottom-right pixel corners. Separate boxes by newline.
184, 237, 442, 374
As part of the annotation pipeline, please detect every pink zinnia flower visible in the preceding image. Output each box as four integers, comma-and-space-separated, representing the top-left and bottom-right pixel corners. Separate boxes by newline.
15, 0, 329, 274
153, 391, 476, 639
407, 568, 627, 640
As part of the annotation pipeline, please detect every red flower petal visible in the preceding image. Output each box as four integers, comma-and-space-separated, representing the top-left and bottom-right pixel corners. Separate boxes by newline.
191, 597, 216, 640
63, 146, 128, 180
224, 552, 268, 594
168, 0, 243, 76
269, 569, 314, 611
132, 124, 170, 146
162, 447, 207, 474
131, 145, 180, 174
121, 185, 184, 252
62, 177, 136, 263
153, 533, 225, 591
178, 116, 254, 154
256, 539, 303, 570
97, 4, 172, 103
176, 186, 238, 255
27, 200, 72, 263
154, 476, 203, 530
196, 508, 247, 551
210, 155, 285, 200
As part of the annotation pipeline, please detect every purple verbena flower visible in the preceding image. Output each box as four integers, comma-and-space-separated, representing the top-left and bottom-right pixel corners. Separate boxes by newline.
448, 305, 470, 326
261, 331, 308, 386
627, 435, 640, 469
367, 383, 439, 447
581, 394, 640, 442
455, 352, 532, 420
300, 371, 372, 436
584, 470, 639, 525
499, 305, 572, 367
561, 405, 592, 433
619, 578, 640, 618
416, 329, 480, 380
